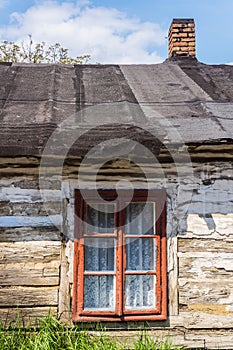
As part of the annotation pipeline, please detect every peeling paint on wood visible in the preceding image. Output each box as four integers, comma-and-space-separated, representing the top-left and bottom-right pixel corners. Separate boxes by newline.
183, 303, 232, 316
0, 215, 62, 227
0, 188, 62, 203
0, 155, 233, 350
0, 201, 61, 216
0, 227, 60, 242
186, 213, 233, 238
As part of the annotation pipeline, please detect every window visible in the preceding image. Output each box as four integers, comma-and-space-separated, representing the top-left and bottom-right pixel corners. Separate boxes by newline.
72, 189, 167, 322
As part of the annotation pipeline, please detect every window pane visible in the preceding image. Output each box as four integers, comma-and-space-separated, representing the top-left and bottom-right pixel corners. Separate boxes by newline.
126, 238, 156, 271
125, 275, 156, 309
84, 276, 115, 310
125, 202, 155, 235
84, 238, 115, 271
87, 203, 115, 234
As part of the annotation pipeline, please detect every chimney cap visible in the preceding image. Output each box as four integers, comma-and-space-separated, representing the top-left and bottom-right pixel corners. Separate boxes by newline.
171, 18, 194, 24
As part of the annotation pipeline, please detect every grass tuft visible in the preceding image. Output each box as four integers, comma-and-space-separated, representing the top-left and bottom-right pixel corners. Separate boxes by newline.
0, 315, 184, 350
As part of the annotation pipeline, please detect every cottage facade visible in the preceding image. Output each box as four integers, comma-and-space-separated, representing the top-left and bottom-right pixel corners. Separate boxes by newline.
0, 19, 233, 348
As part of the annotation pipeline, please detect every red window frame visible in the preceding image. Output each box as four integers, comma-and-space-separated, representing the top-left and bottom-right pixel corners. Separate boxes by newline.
72, 189, 167, 322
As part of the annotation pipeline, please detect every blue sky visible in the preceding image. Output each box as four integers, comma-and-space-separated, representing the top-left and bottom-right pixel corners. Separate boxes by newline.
0, 0, 232, 64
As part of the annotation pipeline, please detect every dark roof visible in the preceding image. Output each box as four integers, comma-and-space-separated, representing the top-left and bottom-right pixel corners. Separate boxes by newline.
0, 58, 233, 156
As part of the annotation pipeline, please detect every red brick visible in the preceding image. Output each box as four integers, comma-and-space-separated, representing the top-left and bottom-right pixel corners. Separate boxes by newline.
168, 19, 196, 58
183, 27, 194, 32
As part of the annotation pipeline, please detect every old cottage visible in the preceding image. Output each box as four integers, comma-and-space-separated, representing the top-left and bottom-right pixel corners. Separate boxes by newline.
0, 18, 233, 348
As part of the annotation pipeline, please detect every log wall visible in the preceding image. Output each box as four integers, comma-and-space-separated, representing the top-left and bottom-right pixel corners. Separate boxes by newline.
0, 171, 62, 326
0, 152, 233, 347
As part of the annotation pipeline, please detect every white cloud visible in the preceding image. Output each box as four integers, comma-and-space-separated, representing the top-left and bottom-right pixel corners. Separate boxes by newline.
0, 0, 166, 63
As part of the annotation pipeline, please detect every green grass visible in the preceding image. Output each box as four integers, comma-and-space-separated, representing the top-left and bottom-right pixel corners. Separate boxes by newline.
0, 315, 184, 350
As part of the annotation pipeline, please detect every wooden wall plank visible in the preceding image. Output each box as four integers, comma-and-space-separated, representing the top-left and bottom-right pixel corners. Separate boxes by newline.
0, 241, 61, 263
170, 311, 233, 329
178, 256, 233, 281
0, 215, 62, 227
179, 238, 233, 253
0, 307, 57, 327
0, 287, 58, 307
58, 243, 71, 320
179, 281, 233, 305
0, 187, 61, 203
0, 242, 61, 286
0, 227, 61, 242
0, 266, 60, 286
0, 201, 61, 216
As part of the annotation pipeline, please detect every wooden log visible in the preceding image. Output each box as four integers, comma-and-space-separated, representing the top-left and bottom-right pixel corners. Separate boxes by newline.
178, 238, 233, 253
179, 281, 233, 305
0, 157, 40, 167
178, 256, 233, 281
0, 241, 61, 264
0, 307, 57, 327
0, 286, 58, 307
58, 243, 71, 321
170, 310, 233, 328
0, 201, 61, 216
0, 265, 60, 286
0, 215, 62, 228
0, 177, 60, 190
0, 187, 61, 203
0, 241, 61, 286
0, 226, 61, 242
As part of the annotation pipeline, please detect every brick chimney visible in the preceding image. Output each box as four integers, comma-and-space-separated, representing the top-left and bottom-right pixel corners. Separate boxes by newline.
169, 18, 196, 58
